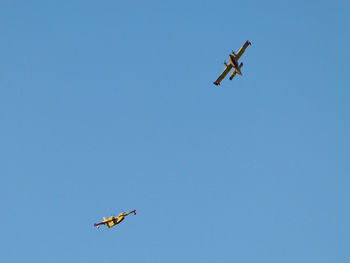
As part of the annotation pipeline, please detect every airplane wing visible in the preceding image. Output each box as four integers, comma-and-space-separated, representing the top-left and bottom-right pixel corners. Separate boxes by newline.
94, 216, 115, 228
213, 64, 232, 85
124, 209, 136, 216
234, 40, 251, 60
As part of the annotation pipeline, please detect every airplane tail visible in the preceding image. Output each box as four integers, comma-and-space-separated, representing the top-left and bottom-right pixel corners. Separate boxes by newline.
229, 63, 243, 80
236, 62, 243, 75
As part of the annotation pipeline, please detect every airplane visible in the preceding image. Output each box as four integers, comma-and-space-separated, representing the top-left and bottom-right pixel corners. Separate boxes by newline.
94, 209, 136, 229
213, 40, 251, 86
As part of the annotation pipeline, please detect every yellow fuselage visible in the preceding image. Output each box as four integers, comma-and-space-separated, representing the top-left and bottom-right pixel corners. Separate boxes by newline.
228, 55, 242, 75
104, 215, 125, 228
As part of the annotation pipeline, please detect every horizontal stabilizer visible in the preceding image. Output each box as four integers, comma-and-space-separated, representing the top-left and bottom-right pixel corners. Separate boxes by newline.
229, 63, 244, 80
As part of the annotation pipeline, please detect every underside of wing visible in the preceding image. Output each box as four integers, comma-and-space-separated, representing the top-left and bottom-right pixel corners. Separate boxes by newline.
213, 64, 232, 85
235, 40, 251, 60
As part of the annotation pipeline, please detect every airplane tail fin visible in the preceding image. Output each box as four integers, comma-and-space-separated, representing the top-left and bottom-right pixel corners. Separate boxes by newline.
236, 62, 243, 76
236, 64, 243, 75
229, 63, 244, 80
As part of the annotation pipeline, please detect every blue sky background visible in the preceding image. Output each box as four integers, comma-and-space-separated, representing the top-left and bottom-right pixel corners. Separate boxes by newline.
1, 1, 349, 262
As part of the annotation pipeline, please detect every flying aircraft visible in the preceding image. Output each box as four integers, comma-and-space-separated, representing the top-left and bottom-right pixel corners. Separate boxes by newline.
94, 209, 136, 229
213, 40, 251, 86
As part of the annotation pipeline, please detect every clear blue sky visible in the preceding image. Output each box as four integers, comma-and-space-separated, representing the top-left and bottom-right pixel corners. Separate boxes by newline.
2, 1, 349, 262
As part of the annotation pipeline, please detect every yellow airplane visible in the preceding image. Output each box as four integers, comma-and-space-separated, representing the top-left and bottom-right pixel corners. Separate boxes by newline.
94, 209, 136, 229
213, 40, 251, 86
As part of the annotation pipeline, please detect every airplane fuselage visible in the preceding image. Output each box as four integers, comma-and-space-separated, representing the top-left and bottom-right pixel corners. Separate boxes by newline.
229, 55, 242, 75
